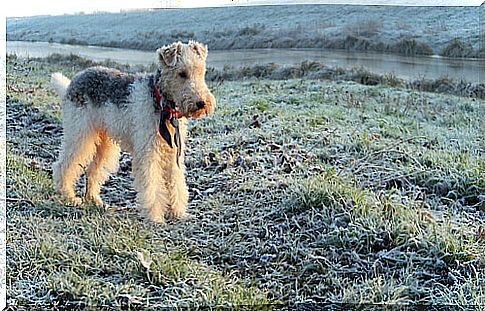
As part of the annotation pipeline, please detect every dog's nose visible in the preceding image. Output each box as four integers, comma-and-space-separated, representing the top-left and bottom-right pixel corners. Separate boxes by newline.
196, 101, 206, 109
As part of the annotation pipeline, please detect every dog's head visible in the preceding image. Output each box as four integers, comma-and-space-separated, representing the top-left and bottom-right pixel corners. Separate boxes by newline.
156, 41, 216, 118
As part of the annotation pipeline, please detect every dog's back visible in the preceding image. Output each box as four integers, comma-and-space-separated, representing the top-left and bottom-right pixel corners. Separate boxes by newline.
64, 67, 140, 108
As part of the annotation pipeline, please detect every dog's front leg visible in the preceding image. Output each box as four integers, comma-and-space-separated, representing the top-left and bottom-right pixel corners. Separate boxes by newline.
132, 143, 170, 224
165, 158, 190, 220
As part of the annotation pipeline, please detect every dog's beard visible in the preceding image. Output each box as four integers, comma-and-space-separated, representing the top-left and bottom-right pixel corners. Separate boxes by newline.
190, 108, 209, 119
179, 102, 211, 119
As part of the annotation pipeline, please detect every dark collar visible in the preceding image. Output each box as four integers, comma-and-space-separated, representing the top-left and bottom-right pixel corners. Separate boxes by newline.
151, 75, 183, 166
152, 77, 182, 119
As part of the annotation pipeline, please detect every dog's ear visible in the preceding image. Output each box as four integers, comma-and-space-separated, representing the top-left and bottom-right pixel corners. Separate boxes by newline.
189, 40, 208, 60
157, 42, 183, 67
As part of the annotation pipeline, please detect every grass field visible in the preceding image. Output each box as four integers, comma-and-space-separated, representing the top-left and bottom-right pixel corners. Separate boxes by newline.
6, 55, 485, 309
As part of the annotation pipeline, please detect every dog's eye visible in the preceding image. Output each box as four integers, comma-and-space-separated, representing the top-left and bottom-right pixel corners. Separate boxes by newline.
178, 71, 188, 79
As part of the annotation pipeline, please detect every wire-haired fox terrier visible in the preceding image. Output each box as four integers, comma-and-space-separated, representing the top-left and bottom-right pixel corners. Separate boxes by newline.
50, 41, 216, 223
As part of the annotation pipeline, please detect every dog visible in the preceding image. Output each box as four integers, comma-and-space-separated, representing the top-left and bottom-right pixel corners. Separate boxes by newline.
50, 41, 216, 223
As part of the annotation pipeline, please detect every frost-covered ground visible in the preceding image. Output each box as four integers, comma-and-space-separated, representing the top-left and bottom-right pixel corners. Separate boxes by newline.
6, 4, 481, 56
6, 54, 484, 309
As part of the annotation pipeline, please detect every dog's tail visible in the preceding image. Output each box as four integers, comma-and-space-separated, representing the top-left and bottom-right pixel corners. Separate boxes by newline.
50, 72, 70, 98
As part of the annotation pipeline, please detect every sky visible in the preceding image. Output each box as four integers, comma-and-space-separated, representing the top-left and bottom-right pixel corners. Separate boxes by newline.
4, 0, 484, 17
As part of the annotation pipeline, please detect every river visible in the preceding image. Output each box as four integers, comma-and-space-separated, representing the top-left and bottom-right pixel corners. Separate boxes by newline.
7, 40, 484, 82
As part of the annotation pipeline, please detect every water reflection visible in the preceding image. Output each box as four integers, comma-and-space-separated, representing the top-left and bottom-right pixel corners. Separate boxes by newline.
7, 41, 483, 82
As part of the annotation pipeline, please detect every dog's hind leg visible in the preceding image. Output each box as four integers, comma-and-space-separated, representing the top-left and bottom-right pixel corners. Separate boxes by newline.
53, 122, 99, 206
85, 131, 121, 207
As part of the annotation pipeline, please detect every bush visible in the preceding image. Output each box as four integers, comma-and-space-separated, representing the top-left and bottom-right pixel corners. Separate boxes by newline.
344, 35, 373, 51
238, 24, 265, 36
440, 38, 475, 58
389, 38, 434, 56
477, 48, 485, 58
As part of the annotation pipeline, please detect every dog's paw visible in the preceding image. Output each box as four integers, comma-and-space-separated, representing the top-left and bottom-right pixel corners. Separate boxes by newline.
67, 196, 83, 206
172, 212, 195, 222
148, 215, 166, 224
85, 194, 106, 208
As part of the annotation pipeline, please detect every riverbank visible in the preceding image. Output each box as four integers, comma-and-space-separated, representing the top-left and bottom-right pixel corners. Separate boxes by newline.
13, 53, 483, 99
9, 40, 484, 82
6, 4, 482, 58
7, 55, 484, 308
207, 61, 485, 99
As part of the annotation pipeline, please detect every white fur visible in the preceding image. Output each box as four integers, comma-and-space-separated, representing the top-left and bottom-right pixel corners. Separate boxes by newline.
50, 72, 70, 98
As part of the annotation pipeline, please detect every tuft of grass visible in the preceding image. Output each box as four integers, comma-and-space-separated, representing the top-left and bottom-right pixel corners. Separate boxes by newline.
7, 150, 56, 202
251, 99, 271, 112
291, 172, 483, 303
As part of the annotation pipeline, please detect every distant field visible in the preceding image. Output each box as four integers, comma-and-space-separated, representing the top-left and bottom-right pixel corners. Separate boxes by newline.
6, 4, 482, 57
6, 55, 484, 308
